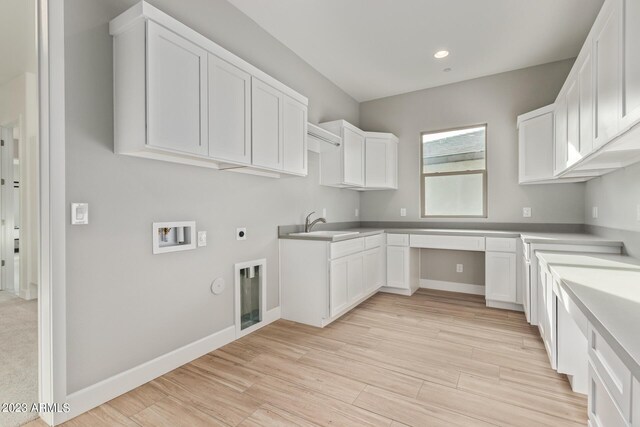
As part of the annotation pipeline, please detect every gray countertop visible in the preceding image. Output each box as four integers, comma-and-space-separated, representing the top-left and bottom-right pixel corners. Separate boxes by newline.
537, 251, 640, 379
279, 226, 623, 246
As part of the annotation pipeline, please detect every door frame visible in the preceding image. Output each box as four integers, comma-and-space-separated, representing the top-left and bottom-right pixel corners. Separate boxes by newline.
38, 0, 66, 424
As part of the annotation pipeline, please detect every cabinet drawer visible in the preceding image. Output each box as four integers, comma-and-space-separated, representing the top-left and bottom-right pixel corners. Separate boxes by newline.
330, 237, 365, 259
386, 234, 409, 247
410, 234, 485, 251
589, 363, 628, 427
485, 237, 517, 253
365, 234, 384, 249
589, 324, 632, 420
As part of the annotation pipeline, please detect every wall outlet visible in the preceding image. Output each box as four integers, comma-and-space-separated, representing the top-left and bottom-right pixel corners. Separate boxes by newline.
197, 231, 207, 247
322, 208, 327, 218
456, 264, 463, 273
400, 208, 407, 217
355, 208, 359, 217
522, 207, 532, 218
592, 206, 599, 219
236, 228, 247, 240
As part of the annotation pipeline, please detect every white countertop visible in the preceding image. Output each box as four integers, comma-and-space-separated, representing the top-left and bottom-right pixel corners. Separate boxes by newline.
537, 251, 640, 378
521, 232, 623, 246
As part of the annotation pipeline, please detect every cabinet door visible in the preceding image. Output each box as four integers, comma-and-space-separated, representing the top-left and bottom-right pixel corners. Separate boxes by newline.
621, 0, 640, 129
282, 96, 308, 175
579, 51, 594, 157
252, 77, 283, 170
518, 112, 554, 182
566, 79, 581, 166
588, 364, 628, 427
485, 252, 516, 303
387, 141, 398, 189
347, 254, 364, 304
365, 137, 388, 188
147, 22, 207, 156
363, 248, 382, 293
208, 54, 251, 164
593, 1, 621, 147
554, 97, 568, 175
343, 127, 365, 186
329, 258, 349, 317
386, 246, 408, 289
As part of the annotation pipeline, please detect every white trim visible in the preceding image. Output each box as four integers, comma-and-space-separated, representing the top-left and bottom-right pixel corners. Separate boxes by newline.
38, 0, 67, 425
61, 326, 236, 424
419, 279, 485, 296
378, 286, 413, 296
486, 300, 524, 312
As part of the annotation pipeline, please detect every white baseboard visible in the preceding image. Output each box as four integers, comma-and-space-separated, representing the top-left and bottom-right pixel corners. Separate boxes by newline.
378, 286, 413, 296
486, 299, 524, 312
419, 279, 485, 296
61, 307, 281, 424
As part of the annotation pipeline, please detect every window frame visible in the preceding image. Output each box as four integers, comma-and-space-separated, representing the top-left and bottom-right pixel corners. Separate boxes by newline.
419, 124, 488, 218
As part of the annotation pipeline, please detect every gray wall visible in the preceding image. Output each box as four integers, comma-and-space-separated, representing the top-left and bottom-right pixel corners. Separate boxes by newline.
359, 60, 585, 284
420, 250, 485, 286
584, 162, 640, 257
65, 0, 359, 393
359, 59, 585, 224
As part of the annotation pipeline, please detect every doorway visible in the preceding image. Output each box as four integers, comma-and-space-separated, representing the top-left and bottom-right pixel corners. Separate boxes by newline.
0, 0, 40, 425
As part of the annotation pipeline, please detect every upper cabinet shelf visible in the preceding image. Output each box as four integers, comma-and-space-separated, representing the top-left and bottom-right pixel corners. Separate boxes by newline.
317, 120, 398, 191
518, 0, 640, 184
110, 1, 308, 178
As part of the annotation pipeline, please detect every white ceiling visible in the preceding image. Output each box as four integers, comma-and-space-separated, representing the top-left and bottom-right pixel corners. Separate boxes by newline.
228, 0, 604, 102
0, 0, 37, 85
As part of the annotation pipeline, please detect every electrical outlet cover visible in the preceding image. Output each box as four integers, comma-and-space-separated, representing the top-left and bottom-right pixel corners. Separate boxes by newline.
237, 228, 247, 240
400, 208, 407, 217
522, 207, 532, 218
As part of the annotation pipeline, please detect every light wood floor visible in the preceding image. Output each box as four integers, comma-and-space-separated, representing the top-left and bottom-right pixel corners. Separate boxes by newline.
29, 289, 588, 426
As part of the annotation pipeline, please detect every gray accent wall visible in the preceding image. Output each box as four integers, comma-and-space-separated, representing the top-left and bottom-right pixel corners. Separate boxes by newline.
358, 59, 585, 224
65, 0, 359, 393
584, 162, 640, 257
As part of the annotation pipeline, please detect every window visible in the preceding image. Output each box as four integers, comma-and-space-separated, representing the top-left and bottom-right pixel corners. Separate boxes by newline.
420, 125, 487, 217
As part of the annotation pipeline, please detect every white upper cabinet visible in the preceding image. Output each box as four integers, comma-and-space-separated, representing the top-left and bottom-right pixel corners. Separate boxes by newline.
364, 133, 398, 189
593, 0, 621, 147
282, 96, 308, 175
147, 22, 208, 156
620, 0, 640, 129
110, 1, 308, 178
208, 54, 251, 164
343, 126, 366, 186
566, 78, 581, 167
579, 51, 594, 157
251, 78, 283, 171
517, 105, 555, 183
318, 120, 398, 190
554, 95, 568, 176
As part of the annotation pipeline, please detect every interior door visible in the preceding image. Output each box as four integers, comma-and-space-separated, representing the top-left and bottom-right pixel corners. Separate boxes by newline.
147, 22, 207, 156
342, 127, 364, 186
251, 77, 283, 170
208, 54, 251, 164
282, 95, 307, 175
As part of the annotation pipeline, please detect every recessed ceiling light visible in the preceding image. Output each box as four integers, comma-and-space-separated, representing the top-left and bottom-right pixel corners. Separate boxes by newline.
434, 50, 449, 59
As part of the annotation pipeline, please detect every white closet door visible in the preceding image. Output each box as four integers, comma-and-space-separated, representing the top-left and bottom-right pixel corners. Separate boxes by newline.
147, 22, 207, 156
208, 54, 251, 164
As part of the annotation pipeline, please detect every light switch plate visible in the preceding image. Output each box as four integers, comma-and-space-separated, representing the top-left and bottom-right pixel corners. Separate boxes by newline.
71, 203, 89, 225
522, 207, 531, 218
197, 231, 207, 247
400, 208, 407, 217
592, 206, 599, 219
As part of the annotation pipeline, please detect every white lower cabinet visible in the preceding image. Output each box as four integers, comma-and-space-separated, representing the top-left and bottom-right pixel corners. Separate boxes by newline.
485, 252, 517, 302
329, 256, 349, 318
386, 246, 410, 289
589, 363, 628, 427
363, 247, 384, 293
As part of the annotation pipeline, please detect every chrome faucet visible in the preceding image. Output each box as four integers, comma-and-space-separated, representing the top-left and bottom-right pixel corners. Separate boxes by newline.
305, 211, 327, 232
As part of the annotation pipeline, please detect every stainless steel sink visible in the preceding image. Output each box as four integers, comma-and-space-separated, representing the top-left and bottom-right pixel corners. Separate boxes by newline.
289, 230, 359, 238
